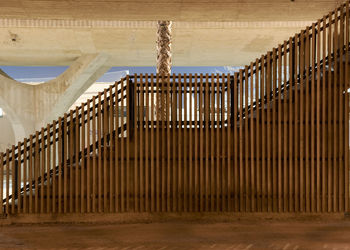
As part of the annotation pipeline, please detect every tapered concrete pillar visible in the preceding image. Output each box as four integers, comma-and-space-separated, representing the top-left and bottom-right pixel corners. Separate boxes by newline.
0, 53, 110, 144
156, 20, 172, 120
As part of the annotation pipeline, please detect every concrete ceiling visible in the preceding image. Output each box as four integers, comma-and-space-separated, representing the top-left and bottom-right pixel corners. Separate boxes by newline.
0, 0, 341, 21
0, 21, 312, 66
0, 0, 342, 66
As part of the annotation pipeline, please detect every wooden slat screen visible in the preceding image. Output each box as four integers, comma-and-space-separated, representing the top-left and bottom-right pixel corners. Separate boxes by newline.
0, 1, 349, 214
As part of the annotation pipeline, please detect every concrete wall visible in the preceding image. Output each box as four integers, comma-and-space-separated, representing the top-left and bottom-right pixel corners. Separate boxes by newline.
0, 114, 15, 152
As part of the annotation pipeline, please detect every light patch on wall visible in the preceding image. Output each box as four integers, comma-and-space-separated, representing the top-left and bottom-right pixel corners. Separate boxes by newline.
0, 108, 3, 118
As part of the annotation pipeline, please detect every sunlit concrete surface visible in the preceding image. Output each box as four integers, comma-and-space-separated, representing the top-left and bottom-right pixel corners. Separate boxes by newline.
0, 1, 340, 66
0, 219, 349, 249
0, 0, 340, 22
0, 20, 314, 66
0, 53, 110, 142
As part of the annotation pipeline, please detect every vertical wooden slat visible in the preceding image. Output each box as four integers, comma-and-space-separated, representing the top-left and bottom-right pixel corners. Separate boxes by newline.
216, 73, 221, 211
114, 82, 120, 212
103, 90, 108, 212
16, 142, 21, 213
127, 77, 132, 212
46, 124, 51, 213
69, 111, 74, 213
177, 74, 185, 212
127, 76, 132, 212
305, 27, 311, 212
34, 132, 39, 213
140, 75, 144, 212
0, 153, 3, 214
261, 57, 266, 212
221, 74, 226, 211
234, 73, 239, 212
344, 1, 349, 213
244, 66, 250, 212
203, 74, 209, 211
277, 44, 283, 212
23, 139, 28, 213
11, 146, 16, 214
86, 100, 91, 213
150, 74, 155, 212
52, 121, 57, 214
178, 74, 183, 212
120, 81, 125, 212
316, 20, 322, 212
239, 69, 244, 212
272, 48, 278, 212
57, 119, 62, 214
144, 74, 149, 212
189, 74, 193, 212
288, 37, 294, 212
293, 34, 299, 212
327, 14, 333, 212
155, 75, 160, 212
92, 96, 97, 213
171, 74, 175, 212
40, 128, 45, 213
321, 17, 327, 213
300, 31, 305, 212
183, 74, 188, 211
134, 76, 138, 212
195, 73, 199, 212
87, 101, 91, 213
266, 52, 272, 212
75, 107, 80, 213
97, 93, 102, 212
6, 149, 10, 214
333, 13, 338, 212
81, 103, 86, 213
17, 142, 22, 213
338, 7, 344, 212
227, 73, 231, 211
211, 74, 216, 211
160, 75, 165, 212
255, 60, 261, 212
199, 73, 204, 212
283, 41, 288, 212
250, 63, 255, 212
10, 147, 16, 212
161, 74, 166, 212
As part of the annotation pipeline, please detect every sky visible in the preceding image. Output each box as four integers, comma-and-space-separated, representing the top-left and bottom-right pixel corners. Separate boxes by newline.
1, 66, 243, 82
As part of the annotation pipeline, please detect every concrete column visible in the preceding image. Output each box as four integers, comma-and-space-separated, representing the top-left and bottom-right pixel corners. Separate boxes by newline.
0, 53, 110, 144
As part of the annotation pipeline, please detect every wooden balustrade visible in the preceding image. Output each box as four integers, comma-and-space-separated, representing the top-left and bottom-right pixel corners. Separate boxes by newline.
0, 1, 349, 215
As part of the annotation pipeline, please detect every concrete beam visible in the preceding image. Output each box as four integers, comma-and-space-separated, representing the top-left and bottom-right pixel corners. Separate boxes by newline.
0, 53, 110, 143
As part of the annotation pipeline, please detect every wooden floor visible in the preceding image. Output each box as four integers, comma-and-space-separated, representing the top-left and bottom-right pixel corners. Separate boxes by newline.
0, 218, 350, 249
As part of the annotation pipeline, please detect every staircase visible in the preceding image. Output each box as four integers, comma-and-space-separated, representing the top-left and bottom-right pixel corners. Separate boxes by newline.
1, 1, 350, 215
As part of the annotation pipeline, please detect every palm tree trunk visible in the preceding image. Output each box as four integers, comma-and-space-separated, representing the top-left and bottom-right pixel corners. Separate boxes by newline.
156, 20, 172, 121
